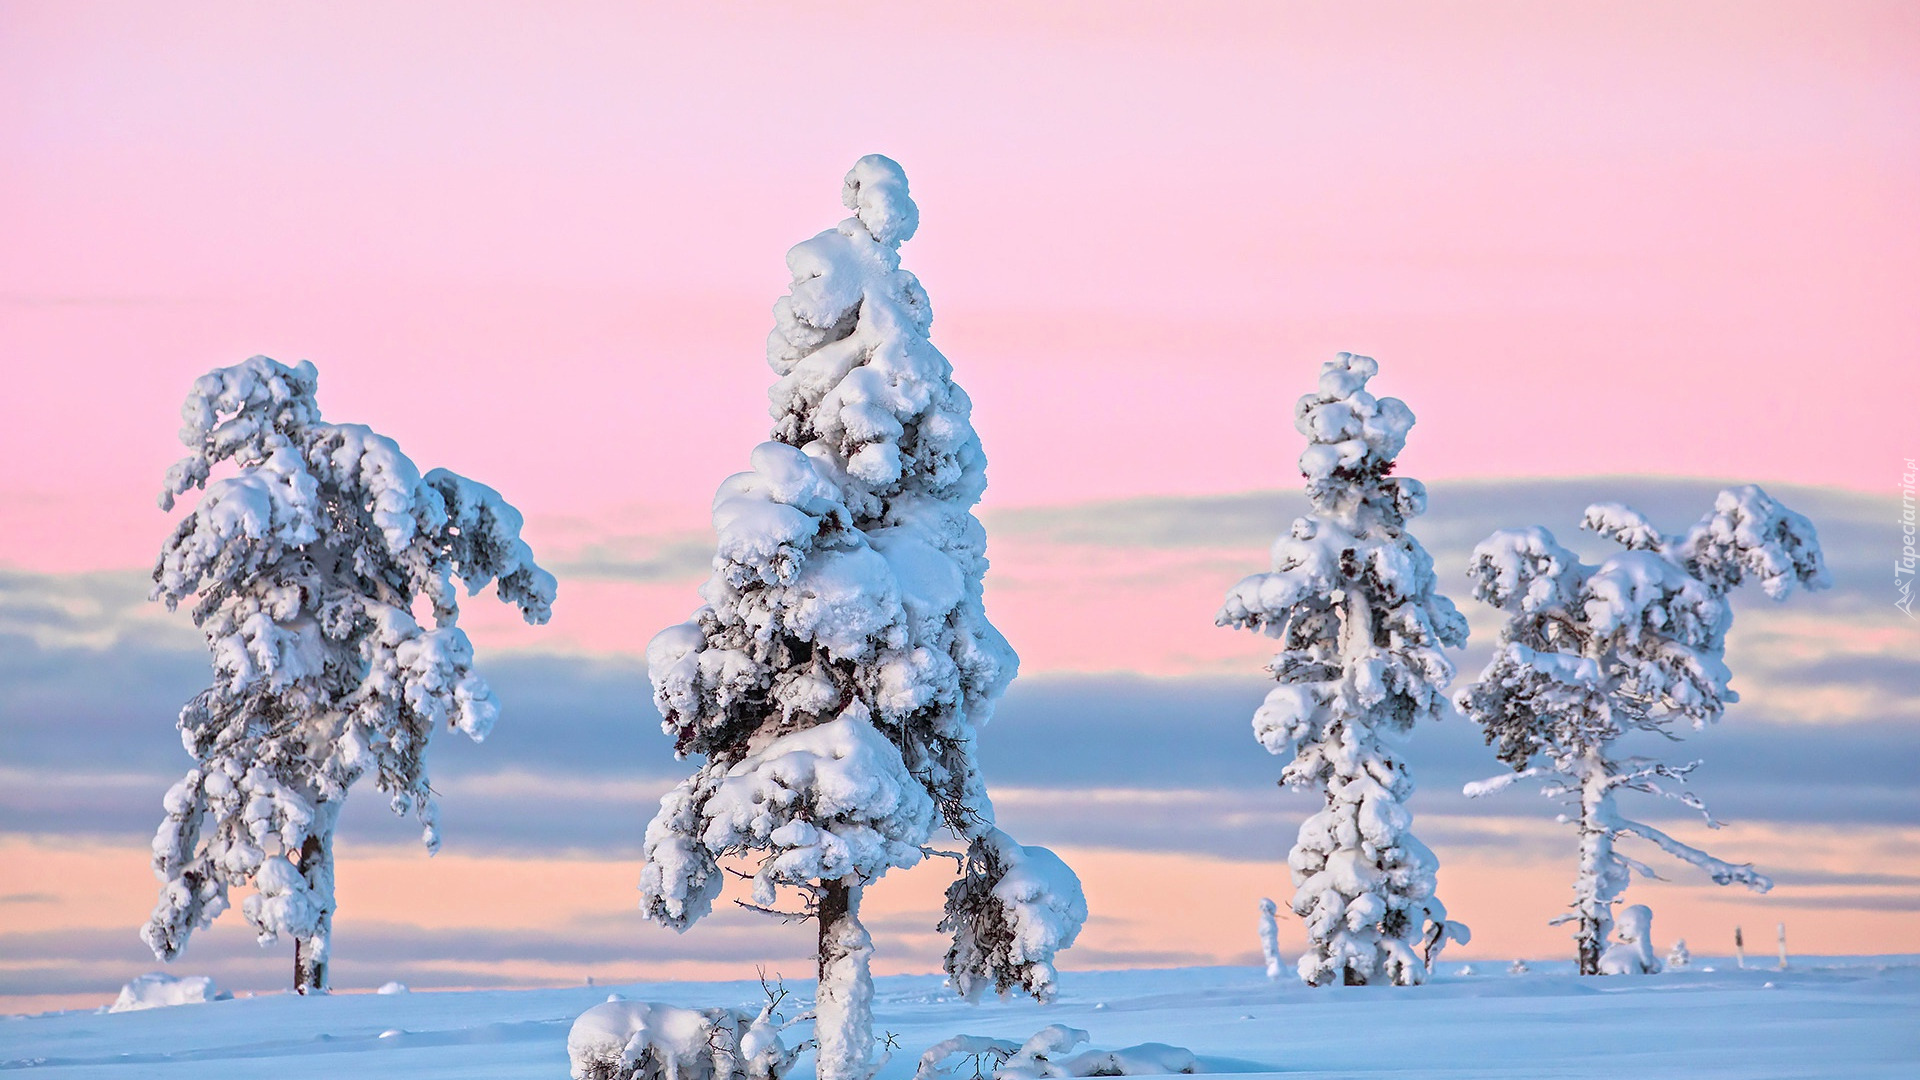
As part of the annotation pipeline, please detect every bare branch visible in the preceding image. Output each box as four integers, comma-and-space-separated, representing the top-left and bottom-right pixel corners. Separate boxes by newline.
733, 899, 815, 923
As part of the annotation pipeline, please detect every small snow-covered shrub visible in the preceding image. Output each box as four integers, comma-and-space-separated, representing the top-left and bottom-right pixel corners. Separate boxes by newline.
1666, 939, 1692, 969
110, 973, 228, 1012
915, 1026, 1196, 1080
996, 1026, 1088, 1080
915, 1034, 1026, 1080
1598, 904, 1662, 975
566, 999, 797, 1080
1256, 898, 1284, 981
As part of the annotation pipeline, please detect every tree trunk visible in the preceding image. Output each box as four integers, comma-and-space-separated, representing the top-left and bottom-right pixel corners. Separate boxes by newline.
815, 877, 873, 1080
293, 832, 332, 995
1331, 589, 1379, 993
1575, 911, 1603, 977
1574, 758, 1612, 976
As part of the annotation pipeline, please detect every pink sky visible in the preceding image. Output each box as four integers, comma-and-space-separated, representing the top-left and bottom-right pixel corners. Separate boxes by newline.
3, 0, 1917, 573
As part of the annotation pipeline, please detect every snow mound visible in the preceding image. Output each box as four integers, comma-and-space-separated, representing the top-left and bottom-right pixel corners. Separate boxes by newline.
1064, 1044, 1200, 1077
916, 1025, 1196, 1080
109, 973, 228, 1012
376, 981, 409, 995
1599, 904, 1663, 975
567, 999, 795, 1080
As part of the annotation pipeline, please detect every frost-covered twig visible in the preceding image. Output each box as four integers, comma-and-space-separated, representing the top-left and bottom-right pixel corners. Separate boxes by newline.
733, 900, 815, 923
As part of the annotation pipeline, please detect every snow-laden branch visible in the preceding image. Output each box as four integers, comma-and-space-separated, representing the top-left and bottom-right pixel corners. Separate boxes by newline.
1463, 768, 1547, 799
1611, 817, 1772, 891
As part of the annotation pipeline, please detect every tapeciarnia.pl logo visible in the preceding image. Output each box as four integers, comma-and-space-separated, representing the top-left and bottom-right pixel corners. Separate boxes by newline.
1899, 457, 1917, 618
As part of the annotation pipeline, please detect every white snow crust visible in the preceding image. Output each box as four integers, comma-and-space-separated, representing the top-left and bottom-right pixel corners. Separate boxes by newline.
108, 973, 228, 1013
12, 963, 1915, 1079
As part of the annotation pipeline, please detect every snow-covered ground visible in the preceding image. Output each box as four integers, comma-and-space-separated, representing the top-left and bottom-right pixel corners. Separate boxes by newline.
4, 959, 1915, 1079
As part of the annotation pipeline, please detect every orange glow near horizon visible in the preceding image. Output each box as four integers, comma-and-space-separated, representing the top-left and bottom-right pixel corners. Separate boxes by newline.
7, 819, 1916, 1014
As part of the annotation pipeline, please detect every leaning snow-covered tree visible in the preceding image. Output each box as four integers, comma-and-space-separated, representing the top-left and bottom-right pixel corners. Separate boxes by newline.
640, 157, 1085, 1080
1456, 485, 1826, 974
1217, 352, 1470, 987
142, 356, 556, 994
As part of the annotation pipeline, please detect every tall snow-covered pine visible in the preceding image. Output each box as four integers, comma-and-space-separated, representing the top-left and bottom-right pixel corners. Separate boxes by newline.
1218, 353, 1469, 987
641, 157, 1084, 1080
1457, 485, 1827, 973
143, 357, 555, 993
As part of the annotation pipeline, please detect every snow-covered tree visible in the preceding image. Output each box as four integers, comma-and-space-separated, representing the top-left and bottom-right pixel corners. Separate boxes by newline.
1456, 485, 1827, 974
640, 156, 1084, 1080
142, 356, 555, 994
1665, 938, 1691, 969
1217, 352, 1470, 987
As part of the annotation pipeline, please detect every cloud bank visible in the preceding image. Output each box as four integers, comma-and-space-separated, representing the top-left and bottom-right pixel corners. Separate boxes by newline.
3, 478, 1914, 1008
